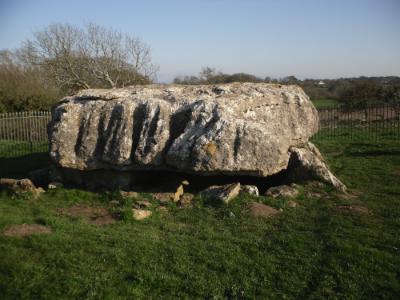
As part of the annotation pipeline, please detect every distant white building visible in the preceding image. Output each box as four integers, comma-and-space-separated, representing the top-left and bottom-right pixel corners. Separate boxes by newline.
317, 81, 326, 86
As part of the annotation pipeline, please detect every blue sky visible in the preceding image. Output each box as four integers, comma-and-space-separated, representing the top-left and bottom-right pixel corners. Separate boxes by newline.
0, 0, 399, 82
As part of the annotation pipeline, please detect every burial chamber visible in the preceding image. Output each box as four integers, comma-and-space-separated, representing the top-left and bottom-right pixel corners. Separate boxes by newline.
48, 83, 346, 192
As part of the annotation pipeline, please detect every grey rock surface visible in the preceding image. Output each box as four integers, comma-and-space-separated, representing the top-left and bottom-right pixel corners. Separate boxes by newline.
0, 178, 44, 199
132, 209, 152, 220
289, 142, 347, 192
200, 183, 241, 204
48, 83, 344, 189
49, 83, 318, 175
265, 184, 299, 198
240, 185, 259, 196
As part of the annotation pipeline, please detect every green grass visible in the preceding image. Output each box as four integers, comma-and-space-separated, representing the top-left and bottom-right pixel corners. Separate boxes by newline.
0, 140, 48, 158
0, 139, 400, 299
311, 99, 339, 108
312, 126, 400, 141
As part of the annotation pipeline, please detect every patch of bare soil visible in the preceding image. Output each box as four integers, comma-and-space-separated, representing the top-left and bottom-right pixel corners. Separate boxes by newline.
392, 169, 400, 176
58, 204, 119, 226
88, 215, 117, 226
334, 205, 371, 215
246, 202, 281, 218
2, 224, 52, 237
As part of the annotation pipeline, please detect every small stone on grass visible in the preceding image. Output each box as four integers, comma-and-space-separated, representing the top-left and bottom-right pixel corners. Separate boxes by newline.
120, 191, 139, 199
48, 182, 63, 189
265, 185, 299, 198
0, 178, 45, 199
240, 185, 259, 196
132, 209, 152, 220
134, 200, 152, 208
156, 206, 168, 213
200, 183, 241, 204
178, 193, 195, 208
153, 192, 174, 203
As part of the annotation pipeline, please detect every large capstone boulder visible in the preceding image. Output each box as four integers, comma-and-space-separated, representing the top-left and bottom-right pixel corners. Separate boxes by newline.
48, 83, 345, 191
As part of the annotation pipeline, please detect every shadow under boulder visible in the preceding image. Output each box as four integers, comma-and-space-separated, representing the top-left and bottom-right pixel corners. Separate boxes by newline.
49, 165, 297, 194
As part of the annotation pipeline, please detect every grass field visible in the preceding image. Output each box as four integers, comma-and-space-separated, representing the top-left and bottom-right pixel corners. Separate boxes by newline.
0, 140, 48, 159
311, 99, 339, 108
0, 138, 400, 299
312, 126, 400, 141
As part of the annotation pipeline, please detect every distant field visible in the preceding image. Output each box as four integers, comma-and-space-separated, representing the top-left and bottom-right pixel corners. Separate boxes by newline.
311, 98, 339, 108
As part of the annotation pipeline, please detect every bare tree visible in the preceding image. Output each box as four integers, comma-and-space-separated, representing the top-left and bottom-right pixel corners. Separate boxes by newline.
19, 23, 158, 92
199, 67, 218, 82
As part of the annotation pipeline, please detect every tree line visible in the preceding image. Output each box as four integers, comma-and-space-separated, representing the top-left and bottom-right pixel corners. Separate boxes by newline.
0, 23, 157, 112
300, 76, 400, 108
174, 68, 400, 108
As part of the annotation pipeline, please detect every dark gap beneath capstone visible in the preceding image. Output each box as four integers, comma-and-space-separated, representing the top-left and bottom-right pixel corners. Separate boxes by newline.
53, 166, 297, 195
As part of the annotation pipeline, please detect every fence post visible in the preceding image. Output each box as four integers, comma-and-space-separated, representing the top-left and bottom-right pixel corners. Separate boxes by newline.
29, 111, 33, 153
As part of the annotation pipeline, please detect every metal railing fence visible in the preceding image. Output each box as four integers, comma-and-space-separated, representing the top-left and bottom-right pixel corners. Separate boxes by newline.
313, 103, 400, 140
0, 111, 51, 157
0, 103, 399, 158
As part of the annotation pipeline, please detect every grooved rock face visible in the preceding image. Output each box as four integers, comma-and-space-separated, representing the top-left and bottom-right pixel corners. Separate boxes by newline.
49, 83, 319, 177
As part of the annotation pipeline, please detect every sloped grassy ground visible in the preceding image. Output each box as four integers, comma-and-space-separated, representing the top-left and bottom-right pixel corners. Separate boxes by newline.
0, 139, 399, 299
